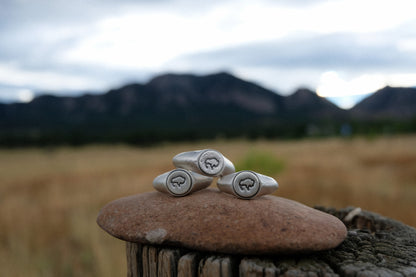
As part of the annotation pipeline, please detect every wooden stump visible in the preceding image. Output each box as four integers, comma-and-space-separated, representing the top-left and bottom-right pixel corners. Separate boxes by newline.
126, 207, 416, 277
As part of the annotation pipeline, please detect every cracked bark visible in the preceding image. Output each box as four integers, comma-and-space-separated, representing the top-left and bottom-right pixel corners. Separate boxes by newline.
126, 207, 416, 277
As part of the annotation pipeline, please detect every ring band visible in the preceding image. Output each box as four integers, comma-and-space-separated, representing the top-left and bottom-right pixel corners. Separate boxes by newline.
153, 169, 213, 197
217, 170, 278, 199
172, 149, 235, 177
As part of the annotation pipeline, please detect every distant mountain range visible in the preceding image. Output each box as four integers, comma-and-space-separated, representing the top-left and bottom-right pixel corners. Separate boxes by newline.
0, 72, 415, 146
351, 86, 416, 119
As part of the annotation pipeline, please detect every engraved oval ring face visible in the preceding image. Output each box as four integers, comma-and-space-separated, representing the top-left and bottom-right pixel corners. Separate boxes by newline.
166, 169, 192, 196
198, 150, 224, 176
232, 171, 260, 199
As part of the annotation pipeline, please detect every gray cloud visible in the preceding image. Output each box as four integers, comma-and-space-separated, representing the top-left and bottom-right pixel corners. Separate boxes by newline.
180, 31, 416, 71
1, 0, 415, 104
0, 0, 223, 68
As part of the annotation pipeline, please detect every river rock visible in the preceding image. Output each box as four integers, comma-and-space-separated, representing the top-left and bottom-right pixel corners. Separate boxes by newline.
97, 188, 347, 255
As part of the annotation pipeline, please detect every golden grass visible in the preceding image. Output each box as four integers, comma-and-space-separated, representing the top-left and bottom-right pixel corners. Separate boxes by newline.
1, 135, 416, 276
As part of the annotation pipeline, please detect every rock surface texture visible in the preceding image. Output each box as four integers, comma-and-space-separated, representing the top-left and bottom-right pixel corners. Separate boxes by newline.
124, 207, 416, 277
97, 188, 347, 254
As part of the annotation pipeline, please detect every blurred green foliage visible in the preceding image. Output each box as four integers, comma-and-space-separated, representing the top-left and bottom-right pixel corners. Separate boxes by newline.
235, 150, 285, 177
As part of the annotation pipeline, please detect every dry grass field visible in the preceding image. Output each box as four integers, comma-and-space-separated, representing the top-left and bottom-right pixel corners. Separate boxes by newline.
1, 135, 416, 276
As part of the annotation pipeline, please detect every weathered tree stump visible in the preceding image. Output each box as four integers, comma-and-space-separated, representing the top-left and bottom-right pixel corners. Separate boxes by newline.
125, 207, 416, 277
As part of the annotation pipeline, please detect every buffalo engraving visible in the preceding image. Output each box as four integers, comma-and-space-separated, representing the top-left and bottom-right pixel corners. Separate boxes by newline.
204, 158, 219, 170
170, 176, 186, 188
239, 178, 255, 191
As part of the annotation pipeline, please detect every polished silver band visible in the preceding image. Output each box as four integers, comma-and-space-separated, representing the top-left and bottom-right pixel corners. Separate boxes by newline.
172, 149, 235, 177
217, 170, 278, 199
153, 169, 213, 197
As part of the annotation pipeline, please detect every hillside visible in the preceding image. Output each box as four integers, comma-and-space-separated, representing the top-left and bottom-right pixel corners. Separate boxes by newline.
351, 86, 416, 119
0, 72, 415, 145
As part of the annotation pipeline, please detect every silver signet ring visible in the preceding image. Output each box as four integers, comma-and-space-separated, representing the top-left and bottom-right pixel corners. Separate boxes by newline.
153, 169, 213, 197
172, 149, 235, 177
217, 170, 278, 199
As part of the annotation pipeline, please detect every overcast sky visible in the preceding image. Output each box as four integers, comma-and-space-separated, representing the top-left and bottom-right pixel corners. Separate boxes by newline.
1, 0, 416, 108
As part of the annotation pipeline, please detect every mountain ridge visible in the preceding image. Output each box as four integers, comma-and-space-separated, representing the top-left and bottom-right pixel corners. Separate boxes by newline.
0, 72, 415, 146
351, 86, 416, 119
